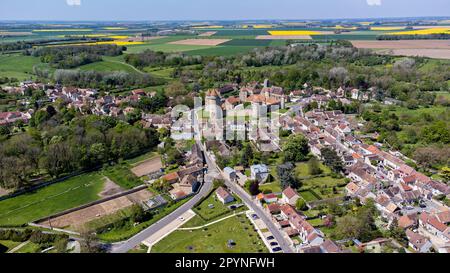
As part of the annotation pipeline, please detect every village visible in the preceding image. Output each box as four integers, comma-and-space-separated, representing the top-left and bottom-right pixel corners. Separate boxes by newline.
1, 77, 449, 254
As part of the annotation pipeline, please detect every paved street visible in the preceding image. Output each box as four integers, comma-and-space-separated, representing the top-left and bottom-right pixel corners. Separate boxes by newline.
201, 146, 294, 253
110, 153, 218, 253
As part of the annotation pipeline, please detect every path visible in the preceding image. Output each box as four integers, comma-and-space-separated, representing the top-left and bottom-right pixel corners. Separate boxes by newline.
178, 211, 247, 231
7, 241, 29, 253
142, 209, 196, 252
108, 60, 145, 75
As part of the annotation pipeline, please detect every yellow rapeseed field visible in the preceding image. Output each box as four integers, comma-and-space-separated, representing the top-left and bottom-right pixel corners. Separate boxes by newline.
387, 28, 450, 35
334, 25, 357, 30
252, 24, 275, 29
269, 30, 322, 36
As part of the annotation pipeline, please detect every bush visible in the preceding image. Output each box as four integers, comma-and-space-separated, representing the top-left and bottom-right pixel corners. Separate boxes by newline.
0, 229, 32, 242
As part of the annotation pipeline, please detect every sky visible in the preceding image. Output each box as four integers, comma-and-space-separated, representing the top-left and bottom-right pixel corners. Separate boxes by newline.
0, 0, 449, 21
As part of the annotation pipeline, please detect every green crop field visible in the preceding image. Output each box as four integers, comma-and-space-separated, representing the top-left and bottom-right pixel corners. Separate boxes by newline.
0, 173, 105, 226
102, 164, 142, 189
78, 60, 138, 73
222, 39, 272, 47
0, 54, 43, 80
151, 214, 267, 253
126, 43, 213, 54
185, 46, 255, 56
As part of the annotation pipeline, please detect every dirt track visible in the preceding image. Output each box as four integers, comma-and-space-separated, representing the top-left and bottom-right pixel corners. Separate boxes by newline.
37, 189, 153, 229
131, 156, 163, 177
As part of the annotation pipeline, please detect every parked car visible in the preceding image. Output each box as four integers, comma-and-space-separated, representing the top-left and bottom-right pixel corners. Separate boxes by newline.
266, 236, 275, 241
270, 242, 279, 246
272, 247, 282, 252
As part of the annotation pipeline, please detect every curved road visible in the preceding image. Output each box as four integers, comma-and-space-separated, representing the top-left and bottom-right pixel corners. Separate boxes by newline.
110, 150, 217, 253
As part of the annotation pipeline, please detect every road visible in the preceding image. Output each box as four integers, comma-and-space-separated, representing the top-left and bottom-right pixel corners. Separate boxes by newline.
201, 148, 294, 253
191, 109, 294, 253
110, 151, 218, 253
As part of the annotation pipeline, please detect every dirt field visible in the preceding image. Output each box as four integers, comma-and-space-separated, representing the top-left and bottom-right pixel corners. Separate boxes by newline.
198, 31, 217, 37
168, 39, 230, 46
256, 35, 312, 40
37, 189, 153, 229
376, 48, 450, 60
99, 178, 124, 198
351, 40, 450, 49
131, 156, 163, 177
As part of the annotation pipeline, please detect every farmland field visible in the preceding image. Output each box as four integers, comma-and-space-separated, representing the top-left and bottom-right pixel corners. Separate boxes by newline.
168, 39, 230, 46
185, 46, 256, 56
351, 40, 450, 49
221, 39, 273, 47
0, 173, 105, 226
0, 54, 43, 80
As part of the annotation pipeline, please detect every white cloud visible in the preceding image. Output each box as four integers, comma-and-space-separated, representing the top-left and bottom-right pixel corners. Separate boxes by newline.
66, 0, 81, 6
366, 0, 382, 6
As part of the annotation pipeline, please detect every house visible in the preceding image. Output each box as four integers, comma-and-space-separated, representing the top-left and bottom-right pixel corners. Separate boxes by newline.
250, 164, 269, 184
263, 193, 278, 204
162, 172, 180, 184
223, 167, 237, 182
406, 230, 432, 253
216, 186, 235, 204
419, 212, 450, 242
282, 187, 300, 206
266, 203, 281, 215
398, 214, 418, 230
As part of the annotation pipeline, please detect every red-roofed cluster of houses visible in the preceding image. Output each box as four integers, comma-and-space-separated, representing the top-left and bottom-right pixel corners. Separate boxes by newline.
278, 103, 450, 252
255, 187, 344, 253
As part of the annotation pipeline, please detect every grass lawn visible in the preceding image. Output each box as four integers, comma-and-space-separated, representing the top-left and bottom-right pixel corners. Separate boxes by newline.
295, 162, 331, 178
151, 214, 267, 253
102, 164, 142, 189
0, 240, 21, 251
0, 173, 105, 226
15, 241, 42, 253
194, 191, 242, 221
301, 176, 347, 199
126, 151, 158, 166
128, 244, 149, 253
308, 218, 324, 227
299, 190, 320, 202
259, 182, 282, 194
78, 60, 138, 73
0, 54, 43, 80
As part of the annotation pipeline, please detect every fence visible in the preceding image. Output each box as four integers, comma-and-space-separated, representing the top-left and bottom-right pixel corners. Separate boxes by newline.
32, 185, 148, 224
0, 148, 156, 202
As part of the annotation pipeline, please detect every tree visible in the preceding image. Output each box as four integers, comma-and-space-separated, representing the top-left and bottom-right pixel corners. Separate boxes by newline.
308, 157, 322, 175
213, 179, 225, 189
240, 142, 253, 167
320, 147, 344, 173
389, 218, 407, 246
282, 134, 309, 162
296, 198, 307, 211
277, 162, 299, 189
246, 180, 260, 196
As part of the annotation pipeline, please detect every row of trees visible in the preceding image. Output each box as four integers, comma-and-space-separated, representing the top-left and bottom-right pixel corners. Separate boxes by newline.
51, 69, 164, 90
27, 44, 124, 69
124, 49, 203, 68
0, 112, 160, 190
